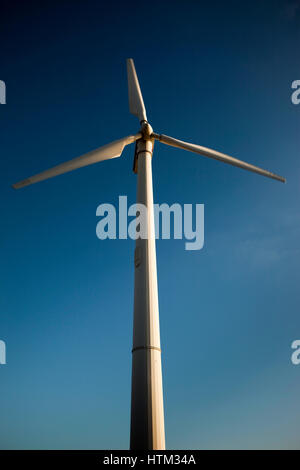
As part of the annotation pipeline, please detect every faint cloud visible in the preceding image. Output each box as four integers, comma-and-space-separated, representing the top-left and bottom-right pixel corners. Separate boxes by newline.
234, 236, 300, 270
234, 209, 300, 269
209, 209, 300, 277
236, 239, 281, 269
280, 209, 300, 229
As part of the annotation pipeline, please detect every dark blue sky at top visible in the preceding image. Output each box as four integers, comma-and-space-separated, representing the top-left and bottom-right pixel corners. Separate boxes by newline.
0, 0, 300, 449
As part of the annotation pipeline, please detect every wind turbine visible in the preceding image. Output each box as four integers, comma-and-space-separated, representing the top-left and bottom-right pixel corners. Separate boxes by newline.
13, 59, 286, 450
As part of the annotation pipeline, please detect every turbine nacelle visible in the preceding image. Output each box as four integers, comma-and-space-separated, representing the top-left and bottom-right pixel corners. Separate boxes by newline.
140, 120, 153, 140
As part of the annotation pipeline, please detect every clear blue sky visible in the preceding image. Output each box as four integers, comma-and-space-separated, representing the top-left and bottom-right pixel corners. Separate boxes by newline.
0, 0, 300, 449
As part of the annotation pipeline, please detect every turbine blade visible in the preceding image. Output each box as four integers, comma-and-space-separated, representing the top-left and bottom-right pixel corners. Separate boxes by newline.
127, 58, 147, 122
12, 133, 141, 189
154, 133, 286, 183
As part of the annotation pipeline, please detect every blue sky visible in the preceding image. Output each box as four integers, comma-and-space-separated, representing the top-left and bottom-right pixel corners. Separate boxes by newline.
0, 0, 300, 449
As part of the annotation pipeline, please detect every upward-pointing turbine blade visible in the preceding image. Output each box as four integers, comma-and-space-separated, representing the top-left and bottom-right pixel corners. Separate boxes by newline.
12, 133, 141, 189
154, 133, 286, 183
127, 58, 147, 123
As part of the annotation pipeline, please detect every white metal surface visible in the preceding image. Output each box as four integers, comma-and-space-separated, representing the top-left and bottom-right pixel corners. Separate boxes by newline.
12, 133, 141, 189
130, 138, 165, 450
153, 133, 286, 183
127, 58, 147, 123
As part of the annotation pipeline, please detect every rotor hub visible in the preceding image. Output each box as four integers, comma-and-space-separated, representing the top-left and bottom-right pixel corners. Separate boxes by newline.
140, 120, 153, 140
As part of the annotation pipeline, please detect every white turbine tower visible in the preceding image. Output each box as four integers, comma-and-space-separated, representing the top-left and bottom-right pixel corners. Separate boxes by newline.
13, 59, 286, 450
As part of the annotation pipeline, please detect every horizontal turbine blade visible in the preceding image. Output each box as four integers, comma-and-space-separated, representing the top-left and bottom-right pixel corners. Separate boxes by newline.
154, 133, 286, 183
12, 134, 141, 189
127, 58, 147, 122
